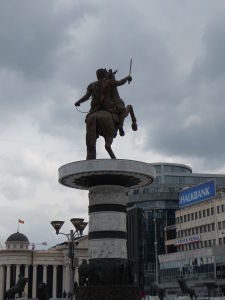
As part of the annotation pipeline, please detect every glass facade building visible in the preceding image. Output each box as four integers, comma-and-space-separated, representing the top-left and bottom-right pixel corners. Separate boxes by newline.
126, 163, 225, 288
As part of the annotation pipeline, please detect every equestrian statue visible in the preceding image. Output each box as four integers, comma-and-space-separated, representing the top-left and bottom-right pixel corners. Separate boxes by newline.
75, 61, 137, 159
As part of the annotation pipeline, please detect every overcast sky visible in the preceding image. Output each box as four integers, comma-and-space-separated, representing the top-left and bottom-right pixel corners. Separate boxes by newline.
0, 0, 225, 248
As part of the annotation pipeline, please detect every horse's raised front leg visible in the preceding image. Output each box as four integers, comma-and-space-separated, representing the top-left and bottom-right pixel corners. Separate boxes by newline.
127, 105, 137, 131
118, 105, 137, 136
105, 136, 116, 159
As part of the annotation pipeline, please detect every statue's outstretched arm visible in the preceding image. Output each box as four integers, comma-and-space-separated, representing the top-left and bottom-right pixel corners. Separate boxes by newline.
114, 76, 132, 87
75, 89, 91, 106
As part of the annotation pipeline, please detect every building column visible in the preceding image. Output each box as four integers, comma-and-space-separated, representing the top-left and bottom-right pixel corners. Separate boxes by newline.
6, 265, 10, 290
0, 265, 4, 300
53, 265, 57, 298
32, 265, 37, 298
43, 265, 47, 284
24, 265, 29, 298
62, 266, 67, 294
15, 264, 20, 283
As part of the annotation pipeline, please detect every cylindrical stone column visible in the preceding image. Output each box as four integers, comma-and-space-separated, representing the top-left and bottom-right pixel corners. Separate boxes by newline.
58, 159, 156, 300
63, 266, 67, 294
6, 265, 10, 290
24, 265, 29, 298
32, 265, 37, 298
53, 265, 57, 298
15, 265, 20, 283
0, 265, 4, 300
89, 185, 127, 260
43, 265, 47, 284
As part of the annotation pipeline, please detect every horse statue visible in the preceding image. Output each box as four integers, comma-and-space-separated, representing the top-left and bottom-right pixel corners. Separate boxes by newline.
75, 68, 137, 160
37, 282, 49, 300
178, 278, 197, 300
149, 281, 166, 300
4, 275, 28, 300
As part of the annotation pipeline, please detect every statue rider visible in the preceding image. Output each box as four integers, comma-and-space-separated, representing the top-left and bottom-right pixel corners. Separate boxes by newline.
75, 68, 132, 136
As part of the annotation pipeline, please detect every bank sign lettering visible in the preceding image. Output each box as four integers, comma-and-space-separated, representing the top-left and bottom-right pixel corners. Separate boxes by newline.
179, 180, 215, 208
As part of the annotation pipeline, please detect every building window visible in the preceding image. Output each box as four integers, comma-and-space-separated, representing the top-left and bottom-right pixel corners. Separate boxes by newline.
223, 237, 225, 244
223, 221, 225, 229
177, 231, 180, 238
192, 228, 195, 235
181, 230, 183, 237
204, 225, 207, 232
195, 212, 198, 219
200, 226, 203, 233
203, 210, 206, 218
191, 213, 194, 220
219, 238, 222, 245
211, 207, 214, 215
208, 224, 211, 232
207, 208, 210, 216
217, 206, 220, 214
218, 222, 222, 230
196, 227, 199, 234
222, 204, 225, 213
177, 217, 180, 224
204, 240, 208, 247
187, 214, 190, 221
212, 223, 215, 231
180, 216, 183, 223
188, 229, 191, 236
201, 241, 204, 248
213, 239, 216, 246
208, 240, 212, 247
184, 215, 187, 222
199, 211, 202, 218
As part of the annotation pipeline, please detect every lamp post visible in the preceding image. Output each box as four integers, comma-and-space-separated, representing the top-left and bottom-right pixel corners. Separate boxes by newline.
153, 210, 159, 284
51, 218, 88, 300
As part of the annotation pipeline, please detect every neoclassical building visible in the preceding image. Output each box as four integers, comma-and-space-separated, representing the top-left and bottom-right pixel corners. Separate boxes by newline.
0, 232, 88, 299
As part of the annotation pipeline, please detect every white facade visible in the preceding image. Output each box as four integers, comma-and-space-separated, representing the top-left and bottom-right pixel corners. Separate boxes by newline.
0, 233, 88, 299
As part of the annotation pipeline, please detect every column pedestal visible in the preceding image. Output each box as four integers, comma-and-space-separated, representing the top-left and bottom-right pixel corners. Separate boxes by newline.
59, 159, 155, 300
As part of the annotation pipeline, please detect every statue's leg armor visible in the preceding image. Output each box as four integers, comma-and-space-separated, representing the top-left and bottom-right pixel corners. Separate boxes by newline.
86, 115, 97, 159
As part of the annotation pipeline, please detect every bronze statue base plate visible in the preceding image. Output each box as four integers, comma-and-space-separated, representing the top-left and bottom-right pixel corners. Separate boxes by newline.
75, 285, 141, 300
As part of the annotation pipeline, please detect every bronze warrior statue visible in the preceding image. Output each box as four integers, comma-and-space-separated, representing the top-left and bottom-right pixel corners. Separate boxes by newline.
75, 67, 137, 159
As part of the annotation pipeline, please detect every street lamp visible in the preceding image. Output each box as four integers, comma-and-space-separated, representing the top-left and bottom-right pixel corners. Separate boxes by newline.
51, 218, 88, 300
153, 210, 159, 284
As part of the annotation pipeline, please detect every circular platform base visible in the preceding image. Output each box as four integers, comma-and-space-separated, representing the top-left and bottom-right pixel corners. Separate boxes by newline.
58, 159, 155, 190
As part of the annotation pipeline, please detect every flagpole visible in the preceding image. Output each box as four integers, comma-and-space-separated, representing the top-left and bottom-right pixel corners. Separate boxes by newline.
17, 220, 19, 233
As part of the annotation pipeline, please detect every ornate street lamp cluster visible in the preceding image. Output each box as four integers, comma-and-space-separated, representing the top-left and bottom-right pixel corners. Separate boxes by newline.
51, 218, 88, 300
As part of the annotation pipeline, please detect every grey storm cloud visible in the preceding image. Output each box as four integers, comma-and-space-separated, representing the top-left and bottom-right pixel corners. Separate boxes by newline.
1, 0, 225, 244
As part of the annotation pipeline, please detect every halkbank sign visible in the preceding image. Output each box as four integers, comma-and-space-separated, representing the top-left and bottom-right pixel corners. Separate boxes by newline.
179, 180, 216, 208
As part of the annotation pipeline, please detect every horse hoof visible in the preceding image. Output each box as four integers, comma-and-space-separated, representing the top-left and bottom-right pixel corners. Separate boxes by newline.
119, 128, 125, 136
132, 122, 137, 131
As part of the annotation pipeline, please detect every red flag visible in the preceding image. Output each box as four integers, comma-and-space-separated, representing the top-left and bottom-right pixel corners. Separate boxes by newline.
18, 219, 24, 224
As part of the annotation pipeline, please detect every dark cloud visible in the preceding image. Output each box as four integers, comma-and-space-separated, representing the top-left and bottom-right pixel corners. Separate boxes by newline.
0, 0, 225, 242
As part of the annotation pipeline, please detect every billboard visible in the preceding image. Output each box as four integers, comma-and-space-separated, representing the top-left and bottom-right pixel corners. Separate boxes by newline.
175, 235, 201, 246
179, 180, 216, 208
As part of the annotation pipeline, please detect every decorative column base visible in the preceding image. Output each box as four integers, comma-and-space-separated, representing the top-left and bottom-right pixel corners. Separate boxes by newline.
58, 159, 155, 300
75, 285, 141, 300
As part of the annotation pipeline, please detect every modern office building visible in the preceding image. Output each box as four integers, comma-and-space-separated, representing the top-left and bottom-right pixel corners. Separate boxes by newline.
126, 163, 225, 289
0, 231, 88, 299
159, 181, 225, 296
